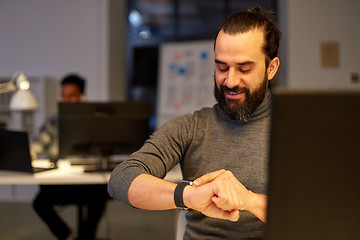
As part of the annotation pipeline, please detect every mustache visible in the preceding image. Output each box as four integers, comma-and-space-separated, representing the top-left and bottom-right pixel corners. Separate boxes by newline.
220, 85, 250, 95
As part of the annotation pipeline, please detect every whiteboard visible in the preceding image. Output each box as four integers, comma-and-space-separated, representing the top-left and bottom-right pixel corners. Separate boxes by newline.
156, 40, 216, 128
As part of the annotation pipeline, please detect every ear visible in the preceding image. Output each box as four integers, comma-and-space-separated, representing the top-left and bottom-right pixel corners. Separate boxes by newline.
267, 57, 280, 81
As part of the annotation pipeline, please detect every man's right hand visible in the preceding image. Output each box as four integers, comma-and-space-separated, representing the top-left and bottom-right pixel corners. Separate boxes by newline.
183, 173, 240, 222
183, 169, 267, 222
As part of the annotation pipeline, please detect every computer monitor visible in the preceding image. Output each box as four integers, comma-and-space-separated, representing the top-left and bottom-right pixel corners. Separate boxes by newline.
0, 130, 33, 173
59, 102, 151, 170
266, 89, 360, 240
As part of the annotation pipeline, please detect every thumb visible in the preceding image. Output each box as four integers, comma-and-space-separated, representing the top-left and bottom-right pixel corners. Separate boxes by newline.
227, 209, 240, 222
193, 169, 226, 186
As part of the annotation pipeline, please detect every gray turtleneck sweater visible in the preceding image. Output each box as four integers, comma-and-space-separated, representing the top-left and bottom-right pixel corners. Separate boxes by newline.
108, 90, 272, 240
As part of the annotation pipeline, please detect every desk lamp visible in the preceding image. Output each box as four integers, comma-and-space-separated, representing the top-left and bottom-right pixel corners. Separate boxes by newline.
0, 71, 38, 111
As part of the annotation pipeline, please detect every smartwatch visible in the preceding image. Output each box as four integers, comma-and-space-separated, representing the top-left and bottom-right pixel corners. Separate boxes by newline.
174, 180, 193, 210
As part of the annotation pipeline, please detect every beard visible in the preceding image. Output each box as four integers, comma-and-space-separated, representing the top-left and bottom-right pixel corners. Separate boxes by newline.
214, 73, 268, 122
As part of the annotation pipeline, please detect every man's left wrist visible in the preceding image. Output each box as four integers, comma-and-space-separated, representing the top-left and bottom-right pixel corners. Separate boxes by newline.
182, 184, 193, 210
174, 180, 193, 210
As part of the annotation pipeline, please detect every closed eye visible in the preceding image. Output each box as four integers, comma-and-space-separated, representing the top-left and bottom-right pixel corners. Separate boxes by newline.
215, 62, 229, 72
217, 65, 228, 72
239, 68, 251, 74
238, 62, 254, 74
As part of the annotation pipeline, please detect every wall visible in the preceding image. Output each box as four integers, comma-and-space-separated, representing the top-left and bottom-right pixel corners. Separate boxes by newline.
278, 0, 360, 89
0, 0, 110, 101
2, 1, 359, 99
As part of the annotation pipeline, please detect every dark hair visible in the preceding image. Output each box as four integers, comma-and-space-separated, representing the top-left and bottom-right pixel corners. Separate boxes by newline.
61, 74, 86, 94
215, 7, 282, 66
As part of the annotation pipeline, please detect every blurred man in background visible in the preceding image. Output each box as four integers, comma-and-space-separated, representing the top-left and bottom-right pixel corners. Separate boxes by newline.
32, 74, 108, 240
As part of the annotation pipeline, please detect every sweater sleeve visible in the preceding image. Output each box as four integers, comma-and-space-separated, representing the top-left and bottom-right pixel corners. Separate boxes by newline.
107, 113, 194, 205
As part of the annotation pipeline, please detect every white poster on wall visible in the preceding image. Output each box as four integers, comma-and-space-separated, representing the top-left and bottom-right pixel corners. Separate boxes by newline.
156, 40, 216, 128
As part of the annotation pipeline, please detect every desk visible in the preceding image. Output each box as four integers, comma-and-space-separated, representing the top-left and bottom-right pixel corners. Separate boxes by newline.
0, 160, 111, 202
0, 160, 182, 239
0, 159, 182, 185
0, 160, 182, 201
0, 160, 110, 185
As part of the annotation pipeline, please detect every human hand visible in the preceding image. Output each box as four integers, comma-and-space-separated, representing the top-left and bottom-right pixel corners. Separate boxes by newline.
192, 169, 227, 187
185, 169, 267, 222
183, 179, 240, 222
196, 169, 251, 211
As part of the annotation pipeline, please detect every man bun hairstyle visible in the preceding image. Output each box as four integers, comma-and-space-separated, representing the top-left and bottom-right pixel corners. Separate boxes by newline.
216, 6, 282, 66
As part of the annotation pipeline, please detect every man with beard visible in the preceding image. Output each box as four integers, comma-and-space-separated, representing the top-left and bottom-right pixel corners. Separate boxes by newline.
108, 7, 281, 239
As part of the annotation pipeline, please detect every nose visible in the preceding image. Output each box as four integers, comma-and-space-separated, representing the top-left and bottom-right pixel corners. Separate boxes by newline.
224, 68, 241, 89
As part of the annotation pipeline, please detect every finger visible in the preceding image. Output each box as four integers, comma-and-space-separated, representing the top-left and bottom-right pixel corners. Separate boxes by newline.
211, 196, 240, 222
203, 203, 239, 222
227, 209, 240, 222
212, 194, 234, 211
210, 177, 245, 211
193, 169, 226, 186
214, 207, 240, 222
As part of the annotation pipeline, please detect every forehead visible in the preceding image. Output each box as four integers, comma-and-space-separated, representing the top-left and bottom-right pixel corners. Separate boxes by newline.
62, 84, 81, 94
215, 29, 265, 62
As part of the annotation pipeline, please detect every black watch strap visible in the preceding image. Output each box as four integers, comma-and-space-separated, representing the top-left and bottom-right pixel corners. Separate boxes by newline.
174, 181, 191, 210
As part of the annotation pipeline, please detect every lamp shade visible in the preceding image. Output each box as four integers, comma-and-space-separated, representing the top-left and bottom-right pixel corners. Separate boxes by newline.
9, 89, 38, 111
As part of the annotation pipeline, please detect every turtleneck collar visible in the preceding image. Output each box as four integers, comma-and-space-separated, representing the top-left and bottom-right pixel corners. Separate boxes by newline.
217, 89, 272, 124
248, 88, 272, 121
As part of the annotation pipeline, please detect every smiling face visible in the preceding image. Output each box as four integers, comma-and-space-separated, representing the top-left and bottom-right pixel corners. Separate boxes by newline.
214, 29, 279, 121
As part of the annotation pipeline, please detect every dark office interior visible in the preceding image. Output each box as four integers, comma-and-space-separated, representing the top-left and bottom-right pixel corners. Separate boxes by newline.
1, 0, 359, 239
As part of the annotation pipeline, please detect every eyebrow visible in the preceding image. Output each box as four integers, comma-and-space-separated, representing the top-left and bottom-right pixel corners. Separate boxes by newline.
215, 59, 255, 66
